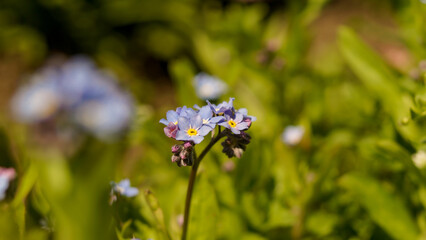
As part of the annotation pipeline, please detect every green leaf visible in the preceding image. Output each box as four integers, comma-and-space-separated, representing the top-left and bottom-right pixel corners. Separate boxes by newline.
340, 173, 419, 240
12, 163, 37, 207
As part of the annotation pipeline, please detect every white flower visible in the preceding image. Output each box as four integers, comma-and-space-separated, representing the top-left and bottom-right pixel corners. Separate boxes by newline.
281, 125, 304, 146
0, 168, 16, 200
413, 151, 426, 169
193, 73, 227, 100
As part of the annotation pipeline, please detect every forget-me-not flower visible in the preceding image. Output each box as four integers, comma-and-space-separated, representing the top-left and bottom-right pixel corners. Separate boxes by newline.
110, 179, 139, 204
176, 114, 212, 144
219, 112, 250, 134
207, 98, 235, 115
198, 106, 224, 129
193, 73, 228, 100
11, 55, 134, 140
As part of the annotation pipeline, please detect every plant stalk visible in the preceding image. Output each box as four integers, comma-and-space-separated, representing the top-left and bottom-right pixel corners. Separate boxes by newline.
181, 132, 225, 240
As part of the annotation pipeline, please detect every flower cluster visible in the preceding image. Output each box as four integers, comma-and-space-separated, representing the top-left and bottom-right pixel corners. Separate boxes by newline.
0, 167, 16, 200
11, 55, 134, 139
160, 98, 255, 166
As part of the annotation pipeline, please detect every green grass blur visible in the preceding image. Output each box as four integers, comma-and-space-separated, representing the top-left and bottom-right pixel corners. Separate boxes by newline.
1, 0, 426, 239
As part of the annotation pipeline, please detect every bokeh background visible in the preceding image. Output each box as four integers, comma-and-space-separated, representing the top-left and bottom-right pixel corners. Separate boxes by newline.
1, 0, 426, 239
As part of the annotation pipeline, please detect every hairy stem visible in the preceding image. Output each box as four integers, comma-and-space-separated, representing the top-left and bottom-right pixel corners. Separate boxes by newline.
181, 132, 225, 240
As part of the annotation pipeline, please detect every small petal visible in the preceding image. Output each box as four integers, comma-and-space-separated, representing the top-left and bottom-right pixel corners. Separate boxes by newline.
190, 114, 203, 129
234, 113, 244, 123
178, 117, 190, 131
230, 127, 241, 134
166, 110, 179, 123
210, 116, 224, 123
176, 130, 191, 141
198, 125, 212, 136
123, 187, 139, 197
192, 135, 204, 144
236, 122, 249, 131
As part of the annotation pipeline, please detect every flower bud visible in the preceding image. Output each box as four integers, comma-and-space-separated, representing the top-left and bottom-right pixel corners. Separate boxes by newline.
171, 155, 181, 163
171, 144, 183, 154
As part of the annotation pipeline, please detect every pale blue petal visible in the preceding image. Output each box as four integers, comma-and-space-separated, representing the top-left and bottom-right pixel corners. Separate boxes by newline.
167, 110, 179, 123
190, 114, 202, 128
178, 117, 190, 131
230, 127, 241, 134
123, 187, 139, 197
192, 135, 204, 144
176, 130, 190, 141
236, 122, 249, 130
199, 106, 213, 119
118, 179, 130, 188
238, 108, 248, 115
234, 113, 243, 123
210, 116, 224, 123
198, 125, 212, 136
160, 118, 169, 125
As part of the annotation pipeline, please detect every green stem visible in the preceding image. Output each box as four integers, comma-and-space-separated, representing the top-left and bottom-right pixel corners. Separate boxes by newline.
181, 132, 225, 240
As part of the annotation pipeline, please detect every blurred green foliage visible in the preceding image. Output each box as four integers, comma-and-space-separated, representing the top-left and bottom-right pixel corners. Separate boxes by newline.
1, 0, 426, 239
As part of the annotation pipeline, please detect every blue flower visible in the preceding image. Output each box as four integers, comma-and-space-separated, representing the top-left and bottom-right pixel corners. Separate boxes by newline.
207, 97, 235, 115
176, 114, 212, 144
219, 112, 249, 134
198, 106, 224, 128
281, 125, 304, 146
193, 73, 227, 100
11, 55, 134, 139
111, 179, 139, 198
160, 110, 180, 126
0, 168, 16, 201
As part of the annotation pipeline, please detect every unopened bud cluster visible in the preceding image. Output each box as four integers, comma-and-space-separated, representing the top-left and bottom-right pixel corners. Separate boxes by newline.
171, 142, 194, 167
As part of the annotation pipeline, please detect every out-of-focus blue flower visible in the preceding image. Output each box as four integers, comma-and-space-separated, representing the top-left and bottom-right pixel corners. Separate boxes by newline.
176, 114, 212, 144
198, 106, 224, 128
207, 97, 235, 115
11, 56, 134, 139
111, 179, 139, 198
193, 73, 227, 100
0, 167, 16, 200
281, 125, 304, 146
219, 112, 249, 134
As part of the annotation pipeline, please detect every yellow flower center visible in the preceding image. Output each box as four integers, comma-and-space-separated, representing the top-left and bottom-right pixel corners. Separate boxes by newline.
228, 120, 236, 128
187, 128, 198, 136
173, 121, 178, 125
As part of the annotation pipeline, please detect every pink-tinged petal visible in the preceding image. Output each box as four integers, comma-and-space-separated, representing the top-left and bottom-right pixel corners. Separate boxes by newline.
164, 123, 178, 138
